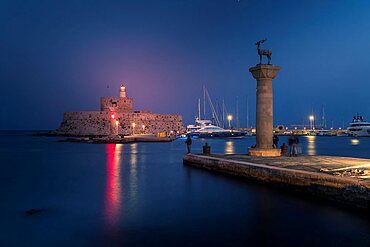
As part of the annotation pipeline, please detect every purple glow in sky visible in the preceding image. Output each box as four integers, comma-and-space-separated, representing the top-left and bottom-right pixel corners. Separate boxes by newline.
1, 0, 370, 129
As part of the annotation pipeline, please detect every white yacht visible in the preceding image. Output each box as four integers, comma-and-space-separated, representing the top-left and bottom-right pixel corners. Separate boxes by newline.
186, 118, 213, 133
347, 114, 370, 137
184, 86, 246, 138
191, 125, 246, 138
186, 118, 246, 138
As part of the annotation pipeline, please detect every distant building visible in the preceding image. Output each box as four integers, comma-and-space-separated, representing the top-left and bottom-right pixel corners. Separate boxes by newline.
56, 85, 184, 136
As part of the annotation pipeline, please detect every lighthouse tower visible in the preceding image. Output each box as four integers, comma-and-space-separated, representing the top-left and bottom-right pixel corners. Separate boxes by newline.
100, 85, 132, 112
120, 85, 127, 98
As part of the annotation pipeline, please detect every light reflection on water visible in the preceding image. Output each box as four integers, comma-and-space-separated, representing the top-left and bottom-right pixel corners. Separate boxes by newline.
2, 133, 370, 246
129, 143, 138, 206
350, 138, 360, 145
306, 136, 316, 155
104, 144, 122, 227
104, 143, 141, 226
224, 141, 234, 154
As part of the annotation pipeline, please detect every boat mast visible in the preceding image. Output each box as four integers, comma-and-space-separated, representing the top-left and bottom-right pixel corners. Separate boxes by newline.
246, 95, 249, 128
203, 85, 206, 119
222, 99, 225, 128
205, 88, 221, 127
216, 98, 219, 123
321, 105, 326, 129
236, 96, 239, 128
198, 97, 201, 120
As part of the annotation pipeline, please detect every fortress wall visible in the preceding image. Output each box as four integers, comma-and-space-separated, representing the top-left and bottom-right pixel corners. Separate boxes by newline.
137, 113, 184, 134
100, 97, 132, 112
57, 112, 112, 136
57, 111, 184, 136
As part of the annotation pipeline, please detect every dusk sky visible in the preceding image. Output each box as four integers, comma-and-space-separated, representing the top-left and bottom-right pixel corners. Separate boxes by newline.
1, 0, 370, 130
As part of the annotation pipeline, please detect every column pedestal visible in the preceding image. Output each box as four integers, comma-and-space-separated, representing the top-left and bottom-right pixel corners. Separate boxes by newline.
248, 64, 281, 157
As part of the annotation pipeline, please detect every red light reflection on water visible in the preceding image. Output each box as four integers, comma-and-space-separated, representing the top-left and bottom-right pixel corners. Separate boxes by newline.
105, 144, 122, 226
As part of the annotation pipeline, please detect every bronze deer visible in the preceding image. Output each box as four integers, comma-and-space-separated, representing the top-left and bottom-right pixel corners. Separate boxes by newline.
255, 39, 272, 65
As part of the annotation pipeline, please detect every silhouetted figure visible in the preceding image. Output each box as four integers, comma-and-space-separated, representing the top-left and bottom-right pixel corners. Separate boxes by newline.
280, 143, 288, 155
273, 135, 279, 148
185, 134, 192, 154
288, 134, 299, 157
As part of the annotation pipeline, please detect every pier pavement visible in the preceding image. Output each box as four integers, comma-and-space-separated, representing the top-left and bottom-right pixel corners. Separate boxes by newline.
183, 154, 370, 208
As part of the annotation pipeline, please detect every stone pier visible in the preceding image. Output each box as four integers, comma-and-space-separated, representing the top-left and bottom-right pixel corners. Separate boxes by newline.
183, 154, 370, 209
248, 65, 281, 156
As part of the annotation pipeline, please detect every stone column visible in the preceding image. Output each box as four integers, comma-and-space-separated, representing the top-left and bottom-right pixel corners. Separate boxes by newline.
248, 64, 281, 156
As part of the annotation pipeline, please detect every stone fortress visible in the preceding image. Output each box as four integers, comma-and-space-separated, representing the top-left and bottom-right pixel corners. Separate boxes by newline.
56, 85, 184, 136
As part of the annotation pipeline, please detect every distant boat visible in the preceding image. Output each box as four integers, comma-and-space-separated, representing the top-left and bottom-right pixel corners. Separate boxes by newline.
186, 118, 213, 133
191, 125, 246, 138
307, 131, 317, 136
184, 86, 247, 138
186, 118, 246, 138
347, 114, 370, 137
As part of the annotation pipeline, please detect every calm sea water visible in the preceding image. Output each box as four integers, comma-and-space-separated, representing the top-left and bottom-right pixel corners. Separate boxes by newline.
0, 132, 370, 247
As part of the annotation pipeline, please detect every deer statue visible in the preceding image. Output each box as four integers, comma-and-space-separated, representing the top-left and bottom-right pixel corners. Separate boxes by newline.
255, 39, 272, 65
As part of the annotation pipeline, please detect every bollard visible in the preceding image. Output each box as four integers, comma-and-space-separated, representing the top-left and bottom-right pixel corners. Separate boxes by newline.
203, 143, 211, 155
280, 143, 288, 155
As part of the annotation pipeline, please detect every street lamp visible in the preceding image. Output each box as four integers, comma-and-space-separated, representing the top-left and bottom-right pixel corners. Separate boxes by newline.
309, 115, 314, 130
227, 115, 233, 129
132, 122, 136, 135
142, 124, 145, 134
115, 120, 119, 135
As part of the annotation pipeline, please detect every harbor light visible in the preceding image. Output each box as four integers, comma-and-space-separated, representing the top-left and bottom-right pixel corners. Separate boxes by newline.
227, 115, 233, 128
132, 122, 136, 135
115, 120, 119, 135
309, 115, 315, 130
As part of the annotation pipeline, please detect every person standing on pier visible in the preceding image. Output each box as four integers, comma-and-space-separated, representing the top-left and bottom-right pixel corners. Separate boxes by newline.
185, 134, 192, 154
273, 135, 279, 148
288, 134, 299, 157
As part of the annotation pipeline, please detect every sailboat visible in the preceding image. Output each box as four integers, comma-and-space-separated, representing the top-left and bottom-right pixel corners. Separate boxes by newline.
186, 87, 246, 138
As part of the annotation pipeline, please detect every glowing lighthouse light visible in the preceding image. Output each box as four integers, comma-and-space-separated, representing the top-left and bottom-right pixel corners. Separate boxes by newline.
120, 84, 127, 98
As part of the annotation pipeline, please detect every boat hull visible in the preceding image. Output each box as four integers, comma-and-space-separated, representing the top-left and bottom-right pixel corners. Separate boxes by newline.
190, 131, 247, 138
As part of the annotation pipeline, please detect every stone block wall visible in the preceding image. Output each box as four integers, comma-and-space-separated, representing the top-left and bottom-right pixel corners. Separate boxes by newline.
100, 97, 133, 112
56, 111, 184, 136
117, 112, 184, 135
57, 112, 111, 136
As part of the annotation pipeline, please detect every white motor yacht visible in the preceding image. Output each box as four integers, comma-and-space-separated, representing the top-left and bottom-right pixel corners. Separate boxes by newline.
347, 114, 370, 137
191, 125, 246, 138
